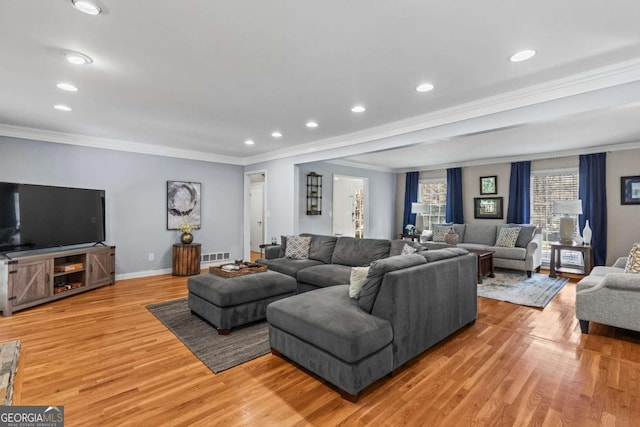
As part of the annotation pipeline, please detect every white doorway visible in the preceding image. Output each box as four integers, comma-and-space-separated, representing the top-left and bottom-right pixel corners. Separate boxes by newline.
249, 183, 264, 252
244, 171, 267, 260
332, 175, 367, 238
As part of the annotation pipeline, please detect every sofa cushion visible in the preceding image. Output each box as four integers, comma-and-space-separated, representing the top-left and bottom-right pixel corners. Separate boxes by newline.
487, 246, 527, 260
422, 247, 469, 262
463, 223, 497, 246
296, 264, 353, 288
510, 224, 538, 248
331, 237, 391, 267
285, 235, 311, 259
349, 267, 370, 298
358, 254, 427, 313
308, 234, 338, 264
267, 285, 393, 363
457, 243, 488, 252
495, 227, 521, 247
389, 239, 422, 256
259, 258, 324, 278
625, 243, 640, 273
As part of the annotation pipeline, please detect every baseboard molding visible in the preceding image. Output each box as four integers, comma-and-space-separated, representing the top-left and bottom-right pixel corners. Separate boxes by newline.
115, 261, 226, 281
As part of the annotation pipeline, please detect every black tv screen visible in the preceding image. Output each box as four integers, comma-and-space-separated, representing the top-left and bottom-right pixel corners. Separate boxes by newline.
0, 182, 105, 253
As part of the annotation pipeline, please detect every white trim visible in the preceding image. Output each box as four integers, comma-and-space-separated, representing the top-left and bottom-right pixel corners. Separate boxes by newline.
243, 169, 267, 260
325, 159, 395, 173
116, 268, 172, 280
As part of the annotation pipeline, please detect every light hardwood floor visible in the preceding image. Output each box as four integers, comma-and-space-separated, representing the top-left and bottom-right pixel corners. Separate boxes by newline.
1, 271, 639, 426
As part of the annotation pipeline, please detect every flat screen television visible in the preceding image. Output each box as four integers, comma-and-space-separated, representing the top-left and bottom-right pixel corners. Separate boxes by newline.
0, 182, 105, 254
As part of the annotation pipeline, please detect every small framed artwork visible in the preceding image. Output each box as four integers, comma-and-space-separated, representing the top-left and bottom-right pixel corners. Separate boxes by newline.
167, 181, 202, 230
621, 175, 640, 205
480, 175, 497, 195
474, 197, 504, 219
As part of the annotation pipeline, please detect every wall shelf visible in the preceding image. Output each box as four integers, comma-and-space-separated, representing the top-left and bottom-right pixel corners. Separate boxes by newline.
306, 172, 322, 215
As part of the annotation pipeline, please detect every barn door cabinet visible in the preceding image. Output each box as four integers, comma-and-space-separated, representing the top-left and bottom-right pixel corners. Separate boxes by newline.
0, 245, 116, 316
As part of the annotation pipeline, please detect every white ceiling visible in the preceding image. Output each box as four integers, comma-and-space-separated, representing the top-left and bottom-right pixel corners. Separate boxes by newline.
1, 1, 640, 169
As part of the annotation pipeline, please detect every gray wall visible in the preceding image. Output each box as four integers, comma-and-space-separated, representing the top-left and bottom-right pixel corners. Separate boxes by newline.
0, 136, 244, 277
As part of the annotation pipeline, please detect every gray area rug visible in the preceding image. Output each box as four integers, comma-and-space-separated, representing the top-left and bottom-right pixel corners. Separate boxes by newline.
477, 269, 569, 308
0, 339, 20, 405
147, 299, 270, 373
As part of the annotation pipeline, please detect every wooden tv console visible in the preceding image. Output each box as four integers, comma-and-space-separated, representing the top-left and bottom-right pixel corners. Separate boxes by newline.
0, 245, 115, 316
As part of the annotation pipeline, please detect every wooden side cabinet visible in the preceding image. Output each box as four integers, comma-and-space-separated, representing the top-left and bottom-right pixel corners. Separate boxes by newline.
0, 245, 116, 317
172, 243, 201, 276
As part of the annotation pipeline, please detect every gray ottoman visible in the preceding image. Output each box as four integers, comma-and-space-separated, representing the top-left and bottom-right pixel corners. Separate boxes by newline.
187, 270, 297, 334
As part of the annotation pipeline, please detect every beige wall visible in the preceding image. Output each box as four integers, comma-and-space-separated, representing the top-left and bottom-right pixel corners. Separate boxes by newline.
396, 147, 640, 265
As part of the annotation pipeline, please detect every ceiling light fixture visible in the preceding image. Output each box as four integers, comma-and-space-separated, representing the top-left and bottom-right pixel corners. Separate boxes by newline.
71, 0, 101, 15
53, 104, 72, 112
510, 49, 536, 62
56, 82, 78, 92
351, 105, 366, 113
65, 51, 93, 65
416, 83, 434, 93
306, 121, 318, 128
271, 131, 283, 138
244, 139, 255, 145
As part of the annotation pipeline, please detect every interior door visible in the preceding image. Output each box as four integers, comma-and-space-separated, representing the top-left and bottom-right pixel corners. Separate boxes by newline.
332, 175, 366, 237
250, 184, 264, 252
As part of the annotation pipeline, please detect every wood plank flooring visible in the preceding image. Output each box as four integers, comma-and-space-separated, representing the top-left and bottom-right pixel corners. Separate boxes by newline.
1, 271, 639, 426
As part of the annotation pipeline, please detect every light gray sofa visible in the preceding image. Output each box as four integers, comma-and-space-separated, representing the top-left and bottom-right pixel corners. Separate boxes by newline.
260, 234, 477, 401
575, 256, 640, 334
421, 223, 542, 277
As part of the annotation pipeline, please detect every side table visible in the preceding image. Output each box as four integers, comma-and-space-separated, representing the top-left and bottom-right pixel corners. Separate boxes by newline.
172, 243, 202, 276
259, 243, 278, 258
467, 249, 495, 284
399, 233, 420, 241
549, 242, 593, 278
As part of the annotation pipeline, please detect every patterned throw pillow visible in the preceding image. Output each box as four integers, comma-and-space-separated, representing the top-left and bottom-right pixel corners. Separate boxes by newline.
401, 243, 418, 255
433, 226, 450, 242
284, 235, 311, 259
625, 243, 640, 273
495, 226, 521, 248
349, 266, 370, 298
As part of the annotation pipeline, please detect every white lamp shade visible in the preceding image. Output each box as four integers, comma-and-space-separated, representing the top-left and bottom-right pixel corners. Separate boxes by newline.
411, 203, 428, 214
552, 200, 583, 215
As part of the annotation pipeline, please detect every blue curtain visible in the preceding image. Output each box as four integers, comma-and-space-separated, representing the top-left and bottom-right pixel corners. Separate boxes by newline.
506, 161, 531, 224
579, 153, 607, 266
403, 171, 419, 228
446, 168, 464, 223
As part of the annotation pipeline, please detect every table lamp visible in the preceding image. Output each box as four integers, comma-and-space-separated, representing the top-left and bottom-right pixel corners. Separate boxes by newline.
411, 203, 428, 233
552, 200, 582, 244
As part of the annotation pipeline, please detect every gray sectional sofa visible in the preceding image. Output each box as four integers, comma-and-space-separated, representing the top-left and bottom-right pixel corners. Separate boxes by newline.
259, 234, 477, 401
421, 223, 543, 277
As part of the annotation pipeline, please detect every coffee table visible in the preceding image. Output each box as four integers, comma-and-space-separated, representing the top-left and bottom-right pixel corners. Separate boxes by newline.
467, 249, 495, 284
187, 269, 296, 334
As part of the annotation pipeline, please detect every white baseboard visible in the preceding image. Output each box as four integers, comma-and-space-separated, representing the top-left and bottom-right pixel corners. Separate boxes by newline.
115, 261, 228, 281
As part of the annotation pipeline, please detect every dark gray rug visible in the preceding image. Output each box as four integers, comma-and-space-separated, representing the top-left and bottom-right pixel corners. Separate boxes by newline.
477, 269, 569, 308
147, 299, 270, 373
0, 339, 20, 405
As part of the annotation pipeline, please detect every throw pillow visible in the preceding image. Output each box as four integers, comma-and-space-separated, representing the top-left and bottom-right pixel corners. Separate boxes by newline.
432, 226, 450, 242
625, 243, 640, 273
401, 243, 418, 255
495, 226, 521, 248
349, 266, 370, 298
284, 235, 311, 259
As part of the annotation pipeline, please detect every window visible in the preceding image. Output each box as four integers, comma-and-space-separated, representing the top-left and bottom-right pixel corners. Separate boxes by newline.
531, 168, 581, 266
418, 179, 447, 230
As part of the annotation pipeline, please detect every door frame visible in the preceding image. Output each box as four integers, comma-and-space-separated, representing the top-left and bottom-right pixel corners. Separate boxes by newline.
244, 170, 267, 260
332, 174, 369, 238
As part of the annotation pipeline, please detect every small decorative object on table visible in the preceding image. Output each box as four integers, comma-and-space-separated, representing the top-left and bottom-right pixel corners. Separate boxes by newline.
582, 220, 592, 245
404, 224, 416, 235
178, 214, 196, 244
444, 227, 459, 245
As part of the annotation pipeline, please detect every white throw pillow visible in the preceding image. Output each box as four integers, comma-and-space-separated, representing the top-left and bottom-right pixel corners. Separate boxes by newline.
349, 266, 370, 298
401, 243, 418, 255
625, 243, 640, 273
284, 235, 311, 259
495, 226, 521, 248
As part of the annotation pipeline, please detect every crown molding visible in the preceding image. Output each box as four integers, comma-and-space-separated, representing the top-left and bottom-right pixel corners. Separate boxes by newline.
244, 58, 640, 166
0, 124, 245, 166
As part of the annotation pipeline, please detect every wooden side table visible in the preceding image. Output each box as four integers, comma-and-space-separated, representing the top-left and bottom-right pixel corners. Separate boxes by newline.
548, 242, 593, 278
259, 243, 278, 258
467, 249, 495, 284
172, 243, 201, 276
399, 233, 420, 241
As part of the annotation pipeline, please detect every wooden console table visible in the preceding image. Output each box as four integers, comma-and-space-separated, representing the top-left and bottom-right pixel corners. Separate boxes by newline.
399, 233, 420, 241
172, 243, 201, 276
548, 242, 593, 278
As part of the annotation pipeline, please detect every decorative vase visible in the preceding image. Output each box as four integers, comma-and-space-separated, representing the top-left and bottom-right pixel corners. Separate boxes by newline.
444, 227, 459, 245
582, 220, 592, 246
180, 232, 194, 244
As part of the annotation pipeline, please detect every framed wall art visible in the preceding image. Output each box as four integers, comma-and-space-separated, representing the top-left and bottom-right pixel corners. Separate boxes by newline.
479, 175, 497, 195
167, 181, 201, 229
474, 197, 504, 219
621, 175, 640, 205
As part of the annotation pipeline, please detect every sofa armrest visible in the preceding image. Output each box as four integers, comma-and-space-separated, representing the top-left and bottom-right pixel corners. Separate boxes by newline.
602, 273, 640, 291
523, 233, 543, 271
265, 245, 283, 259
419, 230, 433, 243
612, 257, 629, 269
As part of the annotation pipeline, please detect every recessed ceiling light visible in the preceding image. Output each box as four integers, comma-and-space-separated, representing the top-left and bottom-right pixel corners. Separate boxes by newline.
416, 83, 434, 93
54, 104, 72, 112
271, 131, 283, 138
56, 82, 78, 92
65, 51, 93, 65
510, 49, 536, 62
306, 121, 318, 128
244, 139, 255, 145
71, 0, 101, 15
351, 105, 366, 113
